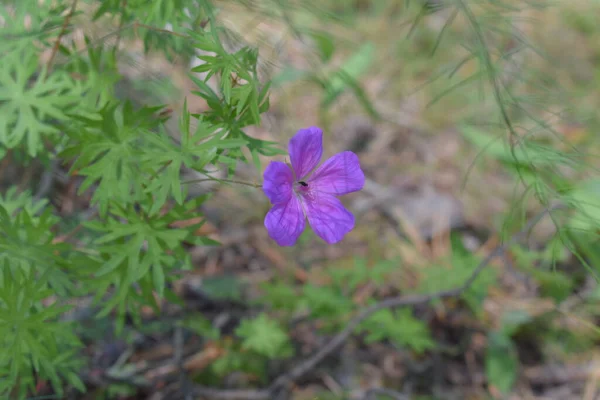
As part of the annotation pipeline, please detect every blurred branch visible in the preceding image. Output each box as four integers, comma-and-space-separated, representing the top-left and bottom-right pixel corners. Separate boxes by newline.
34, 159, 59, 201
174, 325, 193, 400
114, 0, 128, 54
191, 386, 270, 400
46, 0, 79, 71
364, 387, 411, 400
181, 177, 262, 189
186, 204, 564, 399
52, 208, 98, 244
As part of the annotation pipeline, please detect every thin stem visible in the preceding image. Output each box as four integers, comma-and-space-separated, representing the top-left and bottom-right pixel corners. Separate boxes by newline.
113, 0, 128, 55
53, 209, 98, 244
148, 160, 173, 183
46, 0, 79, 71
182, 177, 262, 189
54, 20, 192, 64
134, 22, 190, 39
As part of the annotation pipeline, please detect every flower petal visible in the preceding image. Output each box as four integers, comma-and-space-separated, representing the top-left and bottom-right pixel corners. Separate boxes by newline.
304, 193, 355, 244
263, 161, 293, 204
308, 151, 365, 196
289, 126, 323, 180
264, 195, 306, 246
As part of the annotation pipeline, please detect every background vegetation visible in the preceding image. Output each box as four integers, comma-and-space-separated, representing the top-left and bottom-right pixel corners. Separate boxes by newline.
1, 0, 600, 399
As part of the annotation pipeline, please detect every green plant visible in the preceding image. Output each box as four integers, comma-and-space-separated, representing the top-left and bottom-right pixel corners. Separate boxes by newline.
361, 308, 436, 354
418, 233, 497, 315
0, 0, 279, 396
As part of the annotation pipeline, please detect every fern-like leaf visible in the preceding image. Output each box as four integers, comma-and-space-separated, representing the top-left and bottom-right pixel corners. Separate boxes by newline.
0, 50, 79, 156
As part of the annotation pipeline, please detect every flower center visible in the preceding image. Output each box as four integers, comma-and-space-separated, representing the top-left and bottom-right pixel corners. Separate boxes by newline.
295, 180, 311, 196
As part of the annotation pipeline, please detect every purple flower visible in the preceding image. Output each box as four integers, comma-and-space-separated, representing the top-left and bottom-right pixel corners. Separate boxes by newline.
262, 126, 365, 246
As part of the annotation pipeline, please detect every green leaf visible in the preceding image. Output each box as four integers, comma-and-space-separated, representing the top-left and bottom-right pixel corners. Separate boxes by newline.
417, 233, 496, 313
0, 51, 79, 156
95, 251, 127, 277
499, 310, 532, 336
235, 313, 293, 359
528, 269, 574, 302
309, 30, 336, 62
0, 268, 83, 398
66, 372, 86, 392
250, 148, 262, 173
566, 179, 600, 232
259, 280, 299, 312
61, 102, 164, 214
0, 187, 48, 222
328, 257, 397, 292
327, 69, 380, 119
323, 42, 375, 105
302, 284, 354, 319
360, 308, 435, 354
179, 315, 220, 340
152, 264, 165, 298
271, 67, 307, 87
201, 275, 243, 302
88, 197, 210, 317
460, 124, 574, 172
485, 332, 518, 394
67, 36, 120, 108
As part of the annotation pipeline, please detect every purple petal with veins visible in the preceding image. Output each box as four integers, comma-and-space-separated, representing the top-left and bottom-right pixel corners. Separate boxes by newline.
262, 161, 293, 204
288, 126, 323, 180
264, 195, 306, 246
308, 151, 365, 196
304, 192, 355, 244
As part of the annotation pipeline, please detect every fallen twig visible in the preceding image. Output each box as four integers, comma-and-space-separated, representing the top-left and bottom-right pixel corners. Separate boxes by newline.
524, 362, 600, 386
191, 386, 270, 400
364, 387, 411, 400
